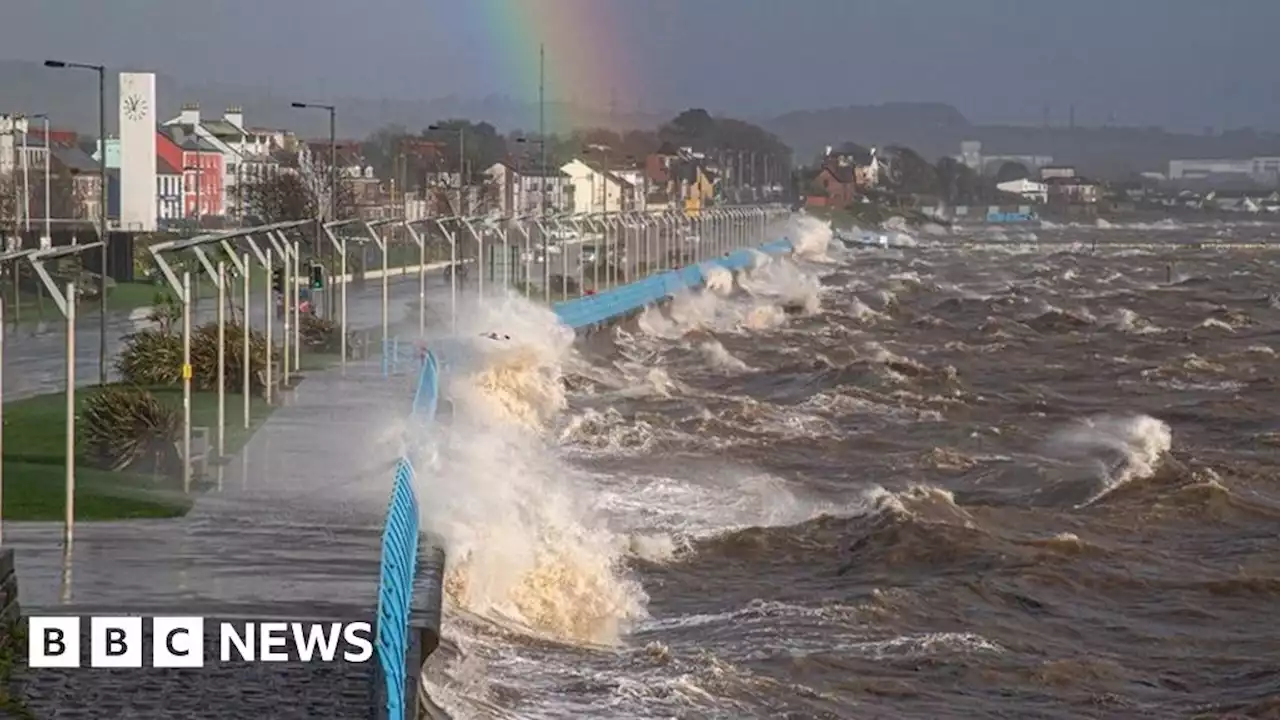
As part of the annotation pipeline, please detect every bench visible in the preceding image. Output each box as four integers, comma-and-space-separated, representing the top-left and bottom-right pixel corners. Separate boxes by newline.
177, 425, 211, 477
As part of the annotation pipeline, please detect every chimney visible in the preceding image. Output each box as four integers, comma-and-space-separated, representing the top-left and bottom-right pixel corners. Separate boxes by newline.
224, 106, 244, 129
180, 103, 200, 126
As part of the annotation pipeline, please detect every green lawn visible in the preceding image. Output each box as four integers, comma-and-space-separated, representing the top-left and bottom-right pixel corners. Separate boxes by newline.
2, 383, 277, 521
2, 280, 215, 324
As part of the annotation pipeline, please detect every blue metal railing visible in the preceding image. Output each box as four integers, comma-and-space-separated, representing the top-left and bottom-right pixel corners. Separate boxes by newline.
369, 237, 793, 716
552, 238, 795, 329
374, 350, 438, 720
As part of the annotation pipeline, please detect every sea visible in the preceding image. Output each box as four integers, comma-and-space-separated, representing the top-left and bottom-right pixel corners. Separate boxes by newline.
411, 215, 1280, 720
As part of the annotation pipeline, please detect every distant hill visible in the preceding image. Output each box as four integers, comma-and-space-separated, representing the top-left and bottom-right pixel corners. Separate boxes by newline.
764, 102, 1280, 177
8, 58, 1280, 179
767, 102, 973, 160
0, 59, 670, 139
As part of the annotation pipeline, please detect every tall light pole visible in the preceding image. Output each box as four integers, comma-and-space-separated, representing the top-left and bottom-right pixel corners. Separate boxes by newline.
427, 124, 466, 215
19, 120, 30, 234
515, 136, 549, 215
291, 102, 337, 316
539, 43, 548, 301
34, 114, 51, 244
45, 59, 108, 384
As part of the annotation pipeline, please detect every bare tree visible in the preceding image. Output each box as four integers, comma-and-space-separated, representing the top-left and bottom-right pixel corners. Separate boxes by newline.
0, 175, 16, 235
239, 154, 356, 223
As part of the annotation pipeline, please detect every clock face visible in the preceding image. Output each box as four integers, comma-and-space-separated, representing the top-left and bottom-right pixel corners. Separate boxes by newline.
122, 94, 148, 121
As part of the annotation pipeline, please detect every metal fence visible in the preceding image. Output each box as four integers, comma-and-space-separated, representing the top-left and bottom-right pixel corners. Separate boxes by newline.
374, 349, 439, 720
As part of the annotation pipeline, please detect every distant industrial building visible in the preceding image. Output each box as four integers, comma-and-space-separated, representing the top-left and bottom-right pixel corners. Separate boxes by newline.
958, 140, 1054, 177
1167, 157, 1280, 186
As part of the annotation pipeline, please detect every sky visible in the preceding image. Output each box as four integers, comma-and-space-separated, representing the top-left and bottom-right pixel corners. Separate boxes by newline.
2, 0, 1275, 131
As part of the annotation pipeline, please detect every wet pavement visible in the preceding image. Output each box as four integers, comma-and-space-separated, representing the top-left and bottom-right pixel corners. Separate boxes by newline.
6, 361, 406, 615
7, 360, 417, 716
4, 270, 449, 714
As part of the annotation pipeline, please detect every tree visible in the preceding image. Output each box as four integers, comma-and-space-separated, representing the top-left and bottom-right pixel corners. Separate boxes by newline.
49, 168, 89, 221
422, 119, 507, 180
935, 156, 964, 205
883, 145, 938, 195
994, 161, 1030, 184
0, 175, 15, 235
660, 109, 717, 147
239, 158, 356, 224
656, 109, 792, 192
935, 156, 990, 205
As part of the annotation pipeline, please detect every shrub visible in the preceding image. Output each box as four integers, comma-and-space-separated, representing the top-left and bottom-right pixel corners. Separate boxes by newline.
147, 294, 183, 333
190, 321, 274, 395
82, 386, 182, 477
300, 314, 342, 354
117, 320, 277, 397
115, 328, 183, 387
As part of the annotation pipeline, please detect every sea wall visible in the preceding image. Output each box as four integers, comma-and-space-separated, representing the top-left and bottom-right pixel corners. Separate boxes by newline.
553, 238, 794, 330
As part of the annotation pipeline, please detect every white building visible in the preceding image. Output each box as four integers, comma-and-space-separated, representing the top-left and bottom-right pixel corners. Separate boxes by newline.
485, 161, 574, 215
958, 140, 1054, 177
612, 168, 647, 211
156, 156, 183, 223
1168, 157, 1280, 185
0, 115, 53, 230
161, 104, 285, 217
560, 158, 635, 213
997, 178, 1048, 203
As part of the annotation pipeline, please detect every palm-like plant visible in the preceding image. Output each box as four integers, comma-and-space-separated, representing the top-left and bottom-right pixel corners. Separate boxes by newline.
82, 386, 182, 476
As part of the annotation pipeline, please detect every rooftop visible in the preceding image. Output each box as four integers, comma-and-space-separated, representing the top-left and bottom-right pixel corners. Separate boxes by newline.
51, 145, 100, 173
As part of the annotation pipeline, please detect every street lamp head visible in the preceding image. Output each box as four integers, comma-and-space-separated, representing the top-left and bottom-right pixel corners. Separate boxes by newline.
44, 60, 67, 68
291, 102, 308, 109
428, 124, 442, 131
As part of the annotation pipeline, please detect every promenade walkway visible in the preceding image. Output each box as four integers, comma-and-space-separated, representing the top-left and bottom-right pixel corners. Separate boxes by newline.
8, 362, 416, 717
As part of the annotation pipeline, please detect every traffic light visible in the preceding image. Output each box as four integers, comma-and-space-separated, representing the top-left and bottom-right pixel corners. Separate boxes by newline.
310, 262, 324, 290
272, 268, 284, 294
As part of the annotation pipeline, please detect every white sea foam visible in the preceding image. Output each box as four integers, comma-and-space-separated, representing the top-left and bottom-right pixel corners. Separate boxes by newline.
410, 291, 649, 647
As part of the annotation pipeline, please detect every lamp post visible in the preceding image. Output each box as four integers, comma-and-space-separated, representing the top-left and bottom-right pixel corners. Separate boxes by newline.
44, 59, 108, 385
32, 114, 51, 245
291, 102, 337, 317
515, 137, 548, 292
19, 119, 29, 234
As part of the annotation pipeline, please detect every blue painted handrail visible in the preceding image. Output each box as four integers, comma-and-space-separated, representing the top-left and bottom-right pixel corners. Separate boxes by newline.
552, 238, 795, 329
374, 350, 439, 720
371, 238, 791, 715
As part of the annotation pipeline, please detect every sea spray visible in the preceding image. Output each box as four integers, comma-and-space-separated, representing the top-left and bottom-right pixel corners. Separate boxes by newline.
409, 291, 649, 645
790, 214, 835, 260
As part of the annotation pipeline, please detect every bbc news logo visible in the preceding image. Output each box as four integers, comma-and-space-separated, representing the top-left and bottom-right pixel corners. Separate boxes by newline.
29, 617, 374, 668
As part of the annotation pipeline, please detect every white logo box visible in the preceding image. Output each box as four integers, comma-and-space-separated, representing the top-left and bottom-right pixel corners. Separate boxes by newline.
28, 616, 374, 668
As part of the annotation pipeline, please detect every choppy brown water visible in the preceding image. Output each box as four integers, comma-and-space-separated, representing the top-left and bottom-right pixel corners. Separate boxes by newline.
426, 219, 1280, 720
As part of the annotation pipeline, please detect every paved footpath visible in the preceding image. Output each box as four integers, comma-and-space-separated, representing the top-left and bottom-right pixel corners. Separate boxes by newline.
7, 360, 426, 717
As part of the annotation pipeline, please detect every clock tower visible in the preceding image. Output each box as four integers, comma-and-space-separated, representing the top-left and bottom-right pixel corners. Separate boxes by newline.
118, 72, 157, 232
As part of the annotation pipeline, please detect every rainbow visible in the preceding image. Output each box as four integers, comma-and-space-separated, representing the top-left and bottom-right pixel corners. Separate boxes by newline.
478, 0, 638, 130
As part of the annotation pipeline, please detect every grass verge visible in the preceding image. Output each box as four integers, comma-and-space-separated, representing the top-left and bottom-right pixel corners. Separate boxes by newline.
2, 281, 216, 325
2, 384, 276, 521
